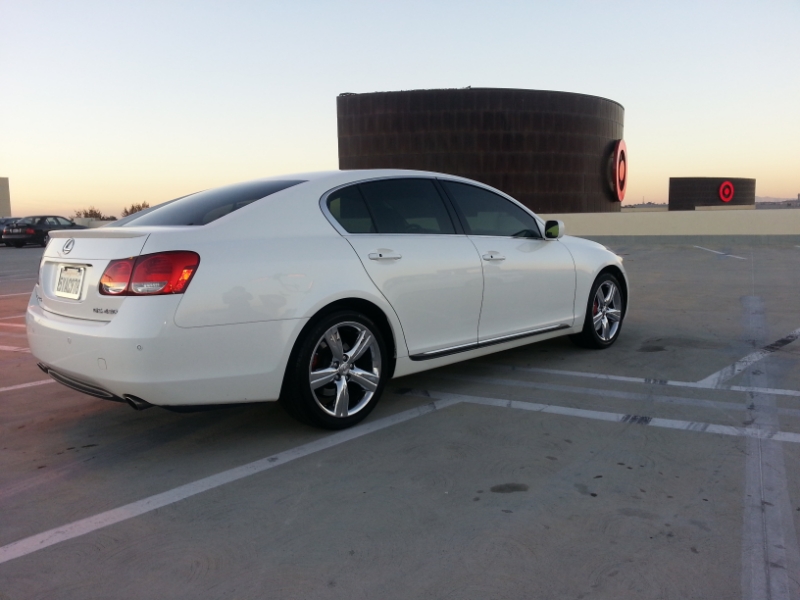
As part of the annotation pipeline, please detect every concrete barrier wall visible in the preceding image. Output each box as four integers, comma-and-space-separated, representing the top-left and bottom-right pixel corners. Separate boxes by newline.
540, 208, 800, 236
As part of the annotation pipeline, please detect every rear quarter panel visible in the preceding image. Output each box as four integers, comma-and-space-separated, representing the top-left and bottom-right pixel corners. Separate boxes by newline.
139, 183, 409, 357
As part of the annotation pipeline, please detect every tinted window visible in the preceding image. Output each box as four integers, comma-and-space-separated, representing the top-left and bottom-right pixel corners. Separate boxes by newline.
115, 180, 305, 227
442, 181, 541, 238
327, 185, 375, 233
358, 179, 455, 234
56, 217, 72, 226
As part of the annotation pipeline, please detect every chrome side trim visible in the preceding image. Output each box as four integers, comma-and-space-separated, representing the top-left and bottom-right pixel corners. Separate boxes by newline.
408, 324, 570, 361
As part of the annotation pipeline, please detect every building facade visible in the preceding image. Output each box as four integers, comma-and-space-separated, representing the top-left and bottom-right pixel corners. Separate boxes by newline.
0, 178, 10, 217
668, 178, 756, 211
337, 88, 626, 214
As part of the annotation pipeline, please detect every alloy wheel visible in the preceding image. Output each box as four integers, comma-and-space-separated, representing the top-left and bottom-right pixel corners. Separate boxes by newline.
592, 281, 622, 342
307, 321, 381, 418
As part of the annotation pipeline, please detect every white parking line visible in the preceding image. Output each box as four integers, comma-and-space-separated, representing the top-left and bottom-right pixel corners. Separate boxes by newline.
0, 345, 30, 353
443, 372, 800, 419
0, 380, 54, 394
4, 385, 800, 566
0, 292, 32, 298
693, 245, 747, 260
491, 365, 800, 398
697, 326, 800, 387
421, 390, 800, 443
0, 314, 26, 321
0, 398, 459, 565
0, 323, 25, 329
738, 295, 800, 599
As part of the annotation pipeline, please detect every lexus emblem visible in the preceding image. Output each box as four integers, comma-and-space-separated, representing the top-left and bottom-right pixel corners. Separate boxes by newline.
63, 239, 75, 255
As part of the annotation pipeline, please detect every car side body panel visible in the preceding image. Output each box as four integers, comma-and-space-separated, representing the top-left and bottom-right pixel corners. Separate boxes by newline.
27, 170, 628, 414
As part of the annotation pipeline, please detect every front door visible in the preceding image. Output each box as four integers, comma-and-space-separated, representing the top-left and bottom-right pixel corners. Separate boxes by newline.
439, 180, 576, 342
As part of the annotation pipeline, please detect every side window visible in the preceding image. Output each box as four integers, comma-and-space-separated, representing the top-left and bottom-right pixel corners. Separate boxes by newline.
359, 179, 455, 235
441, 181, 541, 238
57, 217, 72, 226
45, 217, 59, 226
327, 185, 376, 233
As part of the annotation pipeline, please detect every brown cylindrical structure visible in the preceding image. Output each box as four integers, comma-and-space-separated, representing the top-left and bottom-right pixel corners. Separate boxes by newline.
337, 88, 625, 213
668, 178, 756, 211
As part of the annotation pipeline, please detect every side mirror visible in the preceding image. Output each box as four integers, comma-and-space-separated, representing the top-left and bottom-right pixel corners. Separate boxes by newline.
544, 220, 565, 240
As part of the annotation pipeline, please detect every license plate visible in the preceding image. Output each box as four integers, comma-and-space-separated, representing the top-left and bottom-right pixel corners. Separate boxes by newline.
55, 265, 85, 300
10, 228, 20, 233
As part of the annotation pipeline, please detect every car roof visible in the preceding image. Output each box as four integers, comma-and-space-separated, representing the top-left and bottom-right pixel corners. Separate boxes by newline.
20, 215, 70, 219
233, 169, 496, 194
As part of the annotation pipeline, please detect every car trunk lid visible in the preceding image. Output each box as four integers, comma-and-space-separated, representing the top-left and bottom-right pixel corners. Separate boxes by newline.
39, 229, 151, 321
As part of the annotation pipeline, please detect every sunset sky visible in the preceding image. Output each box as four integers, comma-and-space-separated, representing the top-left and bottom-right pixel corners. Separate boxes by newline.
2, 0, 798, 217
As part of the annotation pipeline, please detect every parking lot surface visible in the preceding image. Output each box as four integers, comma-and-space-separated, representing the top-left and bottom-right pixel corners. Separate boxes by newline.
1, 236, 800, 599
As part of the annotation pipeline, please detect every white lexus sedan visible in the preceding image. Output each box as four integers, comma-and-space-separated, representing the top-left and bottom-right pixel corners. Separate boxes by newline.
28, 170, 628, 429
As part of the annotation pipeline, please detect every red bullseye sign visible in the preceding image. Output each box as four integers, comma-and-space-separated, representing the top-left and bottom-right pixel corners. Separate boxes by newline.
719, 181, 734, 202
609, 140, 627, 201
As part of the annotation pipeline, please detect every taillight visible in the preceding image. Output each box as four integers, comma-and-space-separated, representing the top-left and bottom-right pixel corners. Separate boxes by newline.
100, 259, 134, 295
26, 228, 35, 235
99, 251, 200, 296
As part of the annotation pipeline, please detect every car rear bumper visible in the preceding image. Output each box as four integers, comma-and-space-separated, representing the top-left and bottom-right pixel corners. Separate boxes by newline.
27, 287, 306, 406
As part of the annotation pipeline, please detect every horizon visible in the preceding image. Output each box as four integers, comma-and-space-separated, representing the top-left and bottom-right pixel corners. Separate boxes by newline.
2, 1, 798, 217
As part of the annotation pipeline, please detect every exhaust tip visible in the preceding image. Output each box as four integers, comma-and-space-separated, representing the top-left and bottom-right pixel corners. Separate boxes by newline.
123, 395, 153, 411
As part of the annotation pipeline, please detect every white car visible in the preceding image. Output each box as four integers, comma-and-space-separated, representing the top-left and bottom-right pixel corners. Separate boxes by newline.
27, 170, 628, 429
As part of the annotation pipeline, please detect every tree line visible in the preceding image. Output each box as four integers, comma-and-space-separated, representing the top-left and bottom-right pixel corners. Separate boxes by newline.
73, 202, 150, 220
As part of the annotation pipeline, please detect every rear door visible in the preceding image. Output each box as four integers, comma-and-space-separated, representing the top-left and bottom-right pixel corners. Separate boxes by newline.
326, 178, 483, 356
440, 180, 576, 342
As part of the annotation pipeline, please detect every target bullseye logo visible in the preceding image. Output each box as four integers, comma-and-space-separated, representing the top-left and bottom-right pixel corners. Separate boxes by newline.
609, 140, 627, 201
719, 181, 734, 202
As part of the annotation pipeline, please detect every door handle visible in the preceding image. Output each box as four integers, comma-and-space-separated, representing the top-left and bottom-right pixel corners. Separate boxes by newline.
482, 252, 505, 261
368, 251, 402, 261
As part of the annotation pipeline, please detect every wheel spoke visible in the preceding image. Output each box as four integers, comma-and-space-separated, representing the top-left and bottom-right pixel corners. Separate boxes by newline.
348, 329, 373, 362
309, 367, 337, 390
349, 367, 379, 392
595, 289, 605, 311
606, 308, 622, 322
333, 378, 350, 417
593, 311, 604, 329
603, 283, 617, 306
325, 327, 344, 362
601, 316, 610, 340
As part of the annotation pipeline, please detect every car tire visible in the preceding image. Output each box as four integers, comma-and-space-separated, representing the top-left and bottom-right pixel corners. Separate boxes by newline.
41, 233, 50, 247
280, 310, 389, 430
570, 272, 625, 349
13, 241, 24, 248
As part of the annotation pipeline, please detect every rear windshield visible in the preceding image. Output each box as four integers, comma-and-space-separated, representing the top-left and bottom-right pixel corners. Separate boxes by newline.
112, 180, 305, 227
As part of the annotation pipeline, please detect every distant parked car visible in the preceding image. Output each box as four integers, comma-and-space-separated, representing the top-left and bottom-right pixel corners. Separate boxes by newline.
0, 218, 20, 246
2, 216, 86, 248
